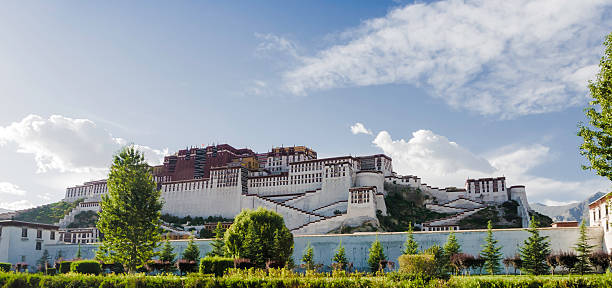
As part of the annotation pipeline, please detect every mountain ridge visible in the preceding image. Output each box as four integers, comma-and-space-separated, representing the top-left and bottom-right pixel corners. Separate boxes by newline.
531, 192, 606, 224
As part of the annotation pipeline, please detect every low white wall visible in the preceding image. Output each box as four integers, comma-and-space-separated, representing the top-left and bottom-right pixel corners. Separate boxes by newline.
44, 227, 605, 272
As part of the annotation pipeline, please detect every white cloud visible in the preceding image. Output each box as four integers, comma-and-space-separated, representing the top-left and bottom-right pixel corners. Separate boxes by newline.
0, 115, 168, 173
255, 33, 299, 59
0, 200, 33, 211
350, 122, 373, 135
0, 182, 26, 196
372, 129, 611, 203
282, 0, 611, 118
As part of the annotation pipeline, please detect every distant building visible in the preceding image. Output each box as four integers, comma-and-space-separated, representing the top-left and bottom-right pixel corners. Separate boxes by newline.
0, 220, 59, 271
552, 221, 579, 228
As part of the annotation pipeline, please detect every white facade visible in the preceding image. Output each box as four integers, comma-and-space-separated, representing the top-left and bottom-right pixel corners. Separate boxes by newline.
589, 193, 612, 253
0, 221, 59, 271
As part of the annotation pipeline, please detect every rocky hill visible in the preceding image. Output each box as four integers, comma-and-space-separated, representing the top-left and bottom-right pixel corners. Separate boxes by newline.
11, 200, 82, 224
531, 192, 606, 223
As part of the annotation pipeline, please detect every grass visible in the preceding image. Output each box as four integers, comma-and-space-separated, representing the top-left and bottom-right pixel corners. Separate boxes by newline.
13, 200, 83, 224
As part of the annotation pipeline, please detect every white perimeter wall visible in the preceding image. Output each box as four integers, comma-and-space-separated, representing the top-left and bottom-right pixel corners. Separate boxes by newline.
43, 227, 604, 272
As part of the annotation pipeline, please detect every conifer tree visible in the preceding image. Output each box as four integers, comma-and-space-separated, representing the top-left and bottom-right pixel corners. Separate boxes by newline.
207, 222, 226, 257
97, 146, 163, 273
75, 243, 82, 259
368, 236, 386, 272
182, 235, 201, 263
242, 223, 264, 266
37, 249, 50, 271
301, 242, 315, 270
518, 217, 550, 275
332, 241, 349, 270
574, 220, 594, 274
272, 228, 293, 266
480, 220, 502, 275
443, 228, 461, 273
403, 222, 419, 255
159, 233, 177, 272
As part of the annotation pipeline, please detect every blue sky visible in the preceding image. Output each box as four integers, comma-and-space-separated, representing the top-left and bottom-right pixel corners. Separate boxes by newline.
0, 0, 611, 210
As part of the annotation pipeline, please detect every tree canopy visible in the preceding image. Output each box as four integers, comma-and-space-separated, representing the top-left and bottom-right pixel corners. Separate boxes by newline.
96, 146, 163, 273
578, 32, 612, 181
224, 207, 293, 268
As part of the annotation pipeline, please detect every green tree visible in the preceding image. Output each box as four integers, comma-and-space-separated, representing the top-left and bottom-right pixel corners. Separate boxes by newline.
301, 242, 315, 270
159, 234, 177, 272
443, 229, 461, 274
574, 220, 594, 275
37, 249, 50, 271
332, 241, 349, 270
368, 236, 386, 272
423, 244, 447, 277
207, 222, 226, 257
182, 235, 201, 262
97, 146, 163, 273
519, 217, 551, 275
480, 220, 502, 275
402, 222, 419, 255
224, 208, 293, 268
75, 243, 82, 259
578, 32, 612, 181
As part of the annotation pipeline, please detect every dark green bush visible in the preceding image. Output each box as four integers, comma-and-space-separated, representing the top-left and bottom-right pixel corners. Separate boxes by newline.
200, 256, 233, 276
70, 260, 101, 275
0, 263, 10, 272
58, 261, 72, 274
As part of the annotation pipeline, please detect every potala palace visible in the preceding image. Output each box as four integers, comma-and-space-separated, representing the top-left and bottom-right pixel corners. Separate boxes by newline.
59, 144, 532, 237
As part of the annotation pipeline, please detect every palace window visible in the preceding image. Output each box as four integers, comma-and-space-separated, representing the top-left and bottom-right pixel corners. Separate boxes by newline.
37, 230, 42, 239
22, 228, 28, 238
50, 231, 55, 240
36, 241, 42, 250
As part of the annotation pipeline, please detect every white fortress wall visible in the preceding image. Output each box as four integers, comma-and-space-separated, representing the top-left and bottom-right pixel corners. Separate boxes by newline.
240, 194, 323, 229
355, 171, 385, 196
311, 201, 348, 217
44, 227, 604, 272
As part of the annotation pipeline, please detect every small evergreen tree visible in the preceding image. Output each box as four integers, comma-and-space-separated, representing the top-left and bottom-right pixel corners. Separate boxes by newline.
574, 220, 594, 274
368, 236, 386, 272
207, 222, 226, 257
518, 217, 551, 275
159, 234, 177, 272
37, 249, 50, 271
443, 228, 461, 274
242, 224, 264, 266
403, 222, 419, 255
332, 241, 349, 270
272, 228, 293, 267
75, 243, 82, 259
182, 235, 200, 263
301, 242, 315, 270
480, 220, 502, 275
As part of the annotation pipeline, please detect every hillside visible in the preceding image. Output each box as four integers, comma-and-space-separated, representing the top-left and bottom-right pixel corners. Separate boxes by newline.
12, 199, 82, 224
531, 192, 606, 223
0, 208, 12, 214
377, 183, 451, 231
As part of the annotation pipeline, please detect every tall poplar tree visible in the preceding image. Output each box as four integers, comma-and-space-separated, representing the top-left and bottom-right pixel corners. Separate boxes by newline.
578, 32, 612, 180
402, 222, 419, 255
480, 221, 502, 275
574, 220, 594, 275
97, 146, 163, 273
518, 217, 550, 275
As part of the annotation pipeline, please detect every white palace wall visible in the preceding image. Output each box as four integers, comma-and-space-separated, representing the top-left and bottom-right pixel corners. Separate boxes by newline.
43, 227, 604, 272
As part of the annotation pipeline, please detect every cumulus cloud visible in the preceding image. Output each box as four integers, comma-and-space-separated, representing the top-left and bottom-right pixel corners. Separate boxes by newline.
371, 129, 611, 203
0, 200, 33, 211
350, 122, 373, 135
282, 0, 611, 118
0, 182, 26, 196
0, 115, 168, 173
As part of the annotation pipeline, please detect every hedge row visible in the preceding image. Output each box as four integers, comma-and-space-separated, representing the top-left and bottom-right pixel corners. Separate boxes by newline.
0, 263, 10, 272
1, 272, 612, 287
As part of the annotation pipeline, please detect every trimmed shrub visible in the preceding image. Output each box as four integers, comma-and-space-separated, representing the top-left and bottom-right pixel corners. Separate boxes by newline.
200, 257, 234, 276
58, 261, 72, 274
177, 259, 198, 275
0, 263, 10, 272
70, 260, 102, 275
398, 254, 436, 276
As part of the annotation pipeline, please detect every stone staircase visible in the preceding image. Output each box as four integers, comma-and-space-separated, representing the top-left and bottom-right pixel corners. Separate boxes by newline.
422, 206, 486, 228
